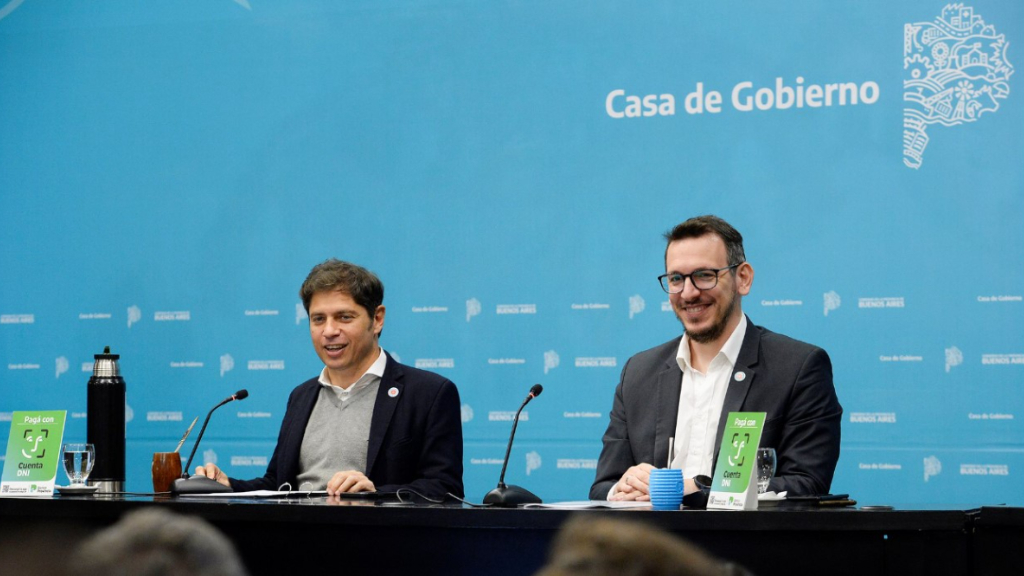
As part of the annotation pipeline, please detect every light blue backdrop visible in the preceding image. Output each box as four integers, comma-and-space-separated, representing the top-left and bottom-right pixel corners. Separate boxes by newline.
2, 1, 1021, 505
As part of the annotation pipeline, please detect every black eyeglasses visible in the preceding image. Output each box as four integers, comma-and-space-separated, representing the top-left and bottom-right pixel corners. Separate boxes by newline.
657, 263, 742, 294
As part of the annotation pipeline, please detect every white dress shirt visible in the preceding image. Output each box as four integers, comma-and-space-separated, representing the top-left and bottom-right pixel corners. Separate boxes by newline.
316, 347, 387, 395
669, 315, 747, 477
608, 317, 748, 498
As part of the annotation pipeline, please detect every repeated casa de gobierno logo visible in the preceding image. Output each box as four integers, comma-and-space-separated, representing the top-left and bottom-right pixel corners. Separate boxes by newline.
924, 455, 942, 482
526, 451, 541, 476
543, 350, 559, 375
220, 354, 234, 377
823, 291, 841, 317
944, 346, 963, 373
466, 298, 481, 322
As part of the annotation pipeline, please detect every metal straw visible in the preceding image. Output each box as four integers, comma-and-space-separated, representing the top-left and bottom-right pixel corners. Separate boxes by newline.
174, 417, 199, 453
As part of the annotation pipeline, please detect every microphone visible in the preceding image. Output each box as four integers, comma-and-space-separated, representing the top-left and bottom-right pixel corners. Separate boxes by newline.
484, 384, 543, 507
171, 389, 248, 495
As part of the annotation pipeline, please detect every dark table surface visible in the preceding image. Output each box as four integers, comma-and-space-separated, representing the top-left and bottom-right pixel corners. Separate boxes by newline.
1, 494, 1020, 576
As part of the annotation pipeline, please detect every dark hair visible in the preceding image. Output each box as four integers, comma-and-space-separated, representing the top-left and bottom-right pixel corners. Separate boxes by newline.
664, 215, 746, 266
71, 508, 248, 576
535, 516, 753, 576
299, 259, 384, 319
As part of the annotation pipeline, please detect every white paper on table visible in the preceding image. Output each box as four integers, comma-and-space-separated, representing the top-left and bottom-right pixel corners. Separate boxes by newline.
757, 491, 788, 501
178, 490, 328, 498
523, 500, 652, 510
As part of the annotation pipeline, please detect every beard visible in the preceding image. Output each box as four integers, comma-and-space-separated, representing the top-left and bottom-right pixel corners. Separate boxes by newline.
676, 290, 739, 344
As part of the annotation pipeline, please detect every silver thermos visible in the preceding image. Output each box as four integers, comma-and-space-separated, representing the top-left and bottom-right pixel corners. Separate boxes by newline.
87, 346, 126, 493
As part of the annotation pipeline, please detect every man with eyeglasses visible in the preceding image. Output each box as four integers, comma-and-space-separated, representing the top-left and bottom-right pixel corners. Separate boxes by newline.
590, 215, 842, 505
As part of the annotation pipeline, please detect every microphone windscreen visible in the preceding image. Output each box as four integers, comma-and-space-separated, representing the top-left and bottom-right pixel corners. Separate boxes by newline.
234, 389, 249, 400
530, 384, 543, 397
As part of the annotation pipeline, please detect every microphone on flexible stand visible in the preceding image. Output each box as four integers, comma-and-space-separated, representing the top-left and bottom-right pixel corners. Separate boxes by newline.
171, 389, 248, 495
484, 384, 543, 507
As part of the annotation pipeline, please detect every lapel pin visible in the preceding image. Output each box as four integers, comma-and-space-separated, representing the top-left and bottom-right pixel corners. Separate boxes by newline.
388, 387, 400, 398
734, 371, 746, 382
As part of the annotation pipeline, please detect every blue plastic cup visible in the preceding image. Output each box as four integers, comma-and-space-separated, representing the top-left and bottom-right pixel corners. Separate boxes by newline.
648, 468, 684, 510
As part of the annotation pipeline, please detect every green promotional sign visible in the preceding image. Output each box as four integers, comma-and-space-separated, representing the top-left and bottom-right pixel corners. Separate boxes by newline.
708, 411, 765, 511
1, 411, 67, 497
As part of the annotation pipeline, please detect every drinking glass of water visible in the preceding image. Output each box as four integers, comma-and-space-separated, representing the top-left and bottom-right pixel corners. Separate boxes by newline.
62, 443, 96, 486
756, 447, 777, 494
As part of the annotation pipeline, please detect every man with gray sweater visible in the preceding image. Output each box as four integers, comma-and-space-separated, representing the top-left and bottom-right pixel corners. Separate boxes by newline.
196, 259, 464, 499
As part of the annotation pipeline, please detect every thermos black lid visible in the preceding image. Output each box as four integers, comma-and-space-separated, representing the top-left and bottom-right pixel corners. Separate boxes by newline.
94, 345, 120, 360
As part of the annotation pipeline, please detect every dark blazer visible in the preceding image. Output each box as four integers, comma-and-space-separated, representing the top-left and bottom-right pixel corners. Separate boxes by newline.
231, 352, 464, 498
590, 317, 842, 500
